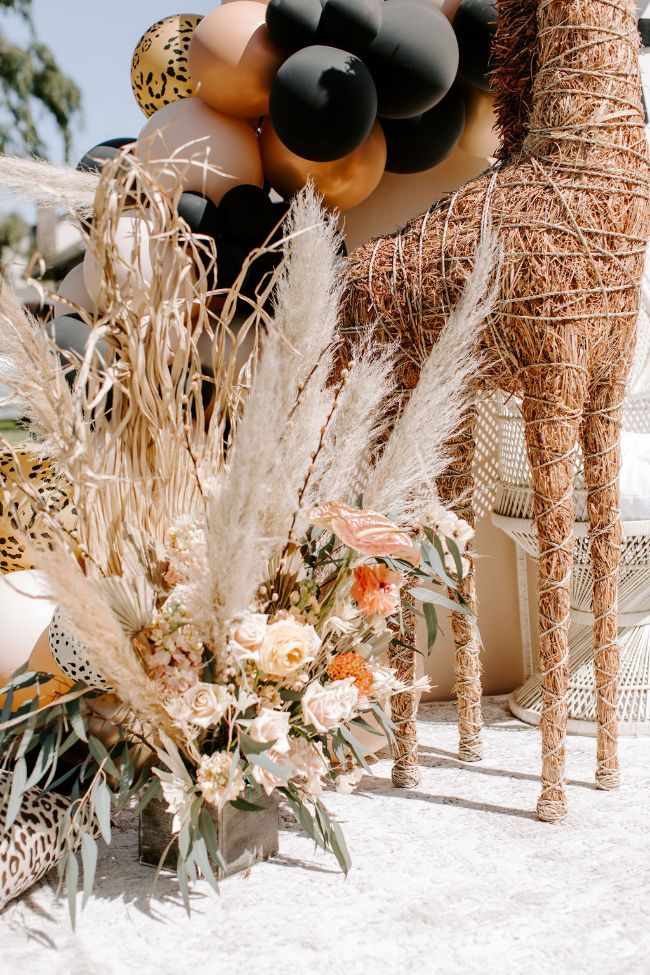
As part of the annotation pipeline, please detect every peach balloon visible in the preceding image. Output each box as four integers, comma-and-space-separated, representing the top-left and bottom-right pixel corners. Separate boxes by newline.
189, 2, 285, 119
260, 119, 387, 212
458, 86, 499, 159
52, 263, 95, 318
136, 97, 263, 204
0, 625, 72, 711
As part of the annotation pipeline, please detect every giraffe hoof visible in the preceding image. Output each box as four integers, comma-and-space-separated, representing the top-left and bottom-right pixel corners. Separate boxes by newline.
596, 769, 620, 791
536, 798, 567, 823
391, 767, 420, 789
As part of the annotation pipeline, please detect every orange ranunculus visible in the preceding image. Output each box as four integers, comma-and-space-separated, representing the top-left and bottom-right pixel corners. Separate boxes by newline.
350, 563, 402, 617
328, 651, 374, 696
306, 501, 420, 565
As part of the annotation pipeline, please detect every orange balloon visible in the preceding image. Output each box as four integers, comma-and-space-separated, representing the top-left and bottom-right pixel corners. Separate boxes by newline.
458, 86, 499, 159
189, 1, 285, 119
260, 119, 387, 212
0, 626, 72, 711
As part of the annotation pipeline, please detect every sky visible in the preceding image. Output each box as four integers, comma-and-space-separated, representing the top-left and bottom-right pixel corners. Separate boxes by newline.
0, 0, 218, 217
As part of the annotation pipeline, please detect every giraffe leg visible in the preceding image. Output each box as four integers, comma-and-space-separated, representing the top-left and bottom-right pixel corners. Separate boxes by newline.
388, 597, 419, 788
580, 379, 625, 790
521, 371, 585, 823
437, 408, 483, 763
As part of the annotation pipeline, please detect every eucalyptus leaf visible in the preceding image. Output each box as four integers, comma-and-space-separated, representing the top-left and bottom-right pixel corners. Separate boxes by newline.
88, 736, 119, 778
176, 855, 191, 915
239, 732, 275, 756
337, 724, 373, 774
229, 797, 265, 812
192, 835, 220, 893
93, 778, 112, 843
248, 752, 292, 782
445, 536, 465, 582
133, 775, 161, 815
5, 756, 27, 828
80, 832, 98, 907
66, 853, 79, 929
329, 818, 352, 876
423, 602, 438, 652
408, 586, 471, 615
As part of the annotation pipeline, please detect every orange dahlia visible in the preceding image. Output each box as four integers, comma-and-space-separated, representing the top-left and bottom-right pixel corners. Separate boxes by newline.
328, 652, 374, 697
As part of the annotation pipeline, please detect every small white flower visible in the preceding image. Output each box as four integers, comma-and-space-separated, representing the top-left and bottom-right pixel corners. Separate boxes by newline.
449, 518, 474, 551
154, 769, 193, 833
424, 500, 458, 537
335, 767, 365, 795
197, 751, 244, 809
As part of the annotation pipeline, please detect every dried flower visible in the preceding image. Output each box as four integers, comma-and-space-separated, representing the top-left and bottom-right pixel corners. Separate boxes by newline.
258, 618, 321, 678
328, 651, 374, 697
335, 766, 365, 794
154, 769, 193, 833
306, 501, 420, 565
197, 751, 244, 808
301, 677, 359, 733
350, 563, 401, 617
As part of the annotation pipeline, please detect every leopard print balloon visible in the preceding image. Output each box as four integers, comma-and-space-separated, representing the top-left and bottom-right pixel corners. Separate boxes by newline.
0, 780, 71, 910
131, 14, 202, 119
0, 450, 76, 575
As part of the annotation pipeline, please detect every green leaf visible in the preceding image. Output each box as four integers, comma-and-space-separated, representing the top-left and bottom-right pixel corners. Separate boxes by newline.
229, 797, 266, 812
248, 752, 291, 782
68, 698, 88, 743
408, 586, 471, 615
423, 540, 458, 589
239, 732, 276, 756
329, 818, 352, 876
80, 832, 98, 907
445, 536, 465, 582
93, 778, 112, 843
133, 775, 161, 816
5, 756, 27, 828
279, 688, 303, 702
199, 807, 226, 871
337, 724, 373, 774
423, 602, 438, 652
192, 836, 220, 893
178, 821, 191, 860
66, 853, 79, 929
176, 855, 191, 916
369, 702, 396, 741
25, 731, 57, 790
88, 736, 119, 778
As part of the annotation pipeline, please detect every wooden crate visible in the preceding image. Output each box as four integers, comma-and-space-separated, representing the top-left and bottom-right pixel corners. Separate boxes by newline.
139, 793, 279, 879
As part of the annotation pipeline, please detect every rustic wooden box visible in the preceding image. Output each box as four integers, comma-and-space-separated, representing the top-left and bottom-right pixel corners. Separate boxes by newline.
139, 793, 280, 879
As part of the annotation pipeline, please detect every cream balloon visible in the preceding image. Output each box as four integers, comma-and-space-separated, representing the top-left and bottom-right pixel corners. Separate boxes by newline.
52, 263, 95, 318
0, 570, 56, 683
136, 98, 264, 205
83, 212, 154, 311
458, 86, 499, 159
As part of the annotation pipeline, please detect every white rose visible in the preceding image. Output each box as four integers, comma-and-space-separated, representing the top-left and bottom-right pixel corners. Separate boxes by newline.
258, 618, 321, 677
184, 682, 231, 728
370, 664, 400, 708
249, 708, 291, 754
227, 611, 268, 660
449, 518, 474, 551
301, 678, 359, 733
424, 500, 458, 537
444, 551, 471, 578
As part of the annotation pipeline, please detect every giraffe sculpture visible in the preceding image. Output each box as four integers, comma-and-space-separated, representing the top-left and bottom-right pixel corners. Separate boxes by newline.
340, 0, 650, 821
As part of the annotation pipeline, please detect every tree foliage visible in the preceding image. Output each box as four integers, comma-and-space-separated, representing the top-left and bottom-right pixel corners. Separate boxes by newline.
0, 0, 81, 160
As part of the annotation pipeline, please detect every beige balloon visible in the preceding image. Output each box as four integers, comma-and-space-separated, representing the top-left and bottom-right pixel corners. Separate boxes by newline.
189, 1, 285, 118
52, 263, 95, 318
136, 97, 264, 204
458, 86, 499, 159
83, 212, 155, 312
0, 570, 56, 684
260, 119, 387, 212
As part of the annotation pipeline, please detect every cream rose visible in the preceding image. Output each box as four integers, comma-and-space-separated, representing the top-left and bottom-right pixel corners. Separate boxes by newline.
227, 611, 268, 659
301, 678, 359, 733
258, 618, 321, 677
184, 682, 231, 728
249, 708, 291, 754
250, 746, 290, 796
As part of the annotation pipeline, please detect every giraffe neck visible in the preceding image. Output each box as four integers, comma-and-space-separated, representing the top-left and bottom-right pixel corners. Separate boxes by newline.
523, 0, 646, 167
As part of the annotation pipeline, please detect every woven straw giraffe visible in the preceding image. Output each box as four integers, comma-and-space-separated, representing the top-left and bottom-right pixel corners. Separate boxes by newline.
340, 0, 650, 821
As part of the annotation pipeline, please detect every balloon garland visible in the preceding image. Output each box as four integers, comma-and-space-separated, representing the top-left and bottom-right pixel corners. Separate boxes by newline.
65, 1, 499, 318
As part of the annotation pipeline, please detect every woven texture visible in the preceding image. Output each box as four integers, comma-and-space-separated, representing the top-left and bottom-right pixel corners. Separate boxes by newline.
340, 0, 650, 820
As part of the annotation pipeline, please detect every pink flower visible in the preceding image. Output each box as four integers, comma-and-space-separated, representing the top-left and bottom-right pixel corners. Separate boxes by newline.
350, 564, 401, 617
306, 501, 420, 565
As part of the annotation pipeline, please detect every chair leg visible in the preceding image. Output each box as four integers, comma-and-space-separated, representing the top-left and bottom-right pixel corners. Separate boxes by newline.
437, 408, 483, 762
521, 377, 584, 823
388, 625, 420, 788
581, 381, 625, 790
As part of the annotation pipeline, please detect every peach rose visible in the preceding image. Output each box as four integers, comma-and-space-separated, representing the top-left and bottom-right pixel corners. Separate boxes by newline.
350, 564, 402, 617
249, 708, 291, 753
258, 618, 320, 677
301, 678, 359, 733
306, 501, 420, 565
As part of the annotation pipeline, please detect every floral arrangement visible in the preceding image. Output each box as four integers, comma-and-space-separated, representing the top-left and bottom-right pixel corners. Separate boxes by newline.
0, 153, 495, 918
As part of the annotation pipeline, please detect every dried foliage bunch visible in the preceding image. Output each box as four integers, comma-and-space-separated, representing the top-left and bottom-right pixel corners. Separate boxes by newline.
339, 0, 650, 821
0, 146, 497, 915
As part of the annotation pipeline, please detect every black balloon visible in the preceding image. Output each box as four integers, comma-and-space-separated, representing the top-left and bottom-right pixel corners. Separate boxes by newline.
317, 0, 382, 52
365, 2, 458, 119
177, 192, 220, 239
76, 138, 135, 175
453, 0, 497, 92
265, 0, 323, 52
218, 185, 276, 246
381, 84, 466, 174
270, 45, 378, 162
